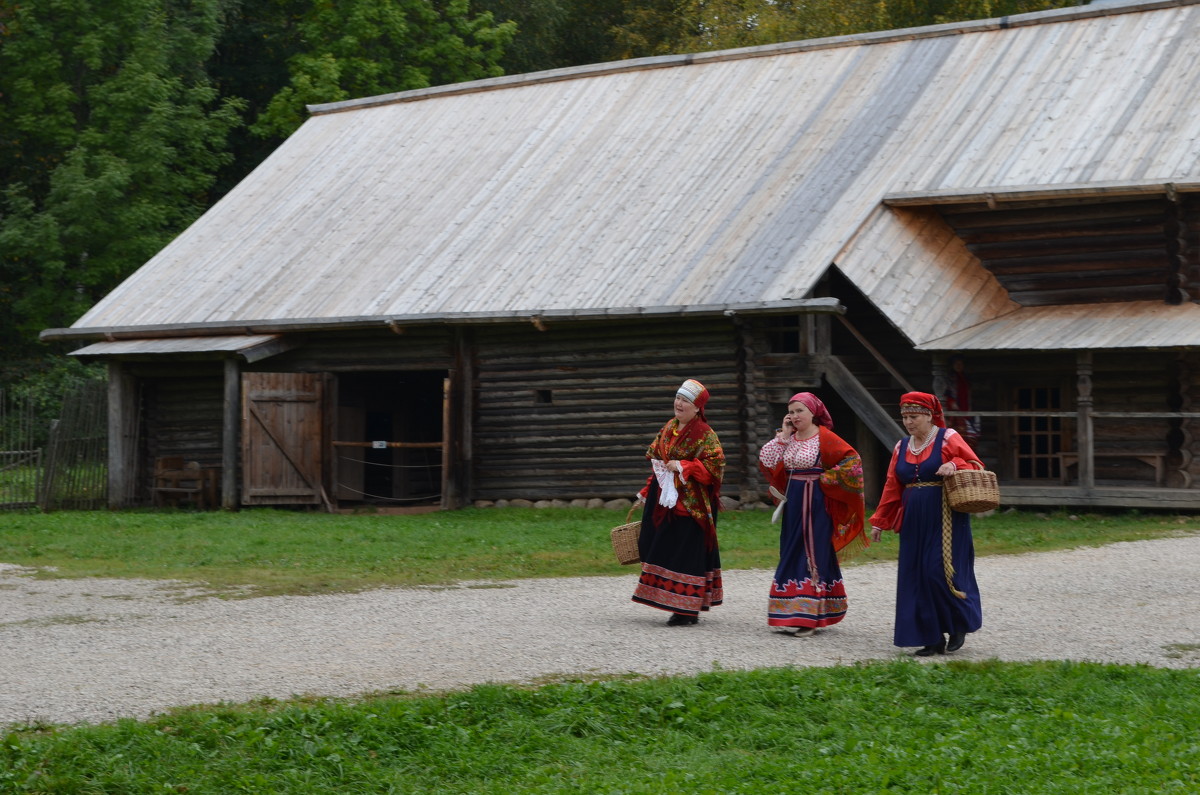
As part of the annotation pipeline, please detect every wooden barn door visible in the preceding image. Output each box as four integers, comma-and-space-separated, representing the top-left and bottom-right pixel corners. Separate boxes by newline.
242, 372, 327, 506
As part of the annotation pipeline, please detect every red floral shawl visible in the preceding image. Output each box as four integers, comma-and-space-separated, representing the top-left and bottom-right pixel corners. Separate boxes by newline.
646, 417, 725, 549
760, 426, 868, 560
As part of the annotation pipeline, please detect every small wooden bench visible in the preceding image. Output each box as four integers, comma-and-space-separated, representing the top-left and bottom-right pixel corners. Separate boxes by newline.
152, 457, 219, 509
1058, 450, 1167, 486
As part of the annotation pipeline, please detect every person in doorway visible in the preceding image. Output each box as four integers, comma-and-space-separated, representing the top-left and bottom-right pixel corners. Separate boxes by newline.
632, 379, 725, 626
870, 391, 984, 656
943, 355, 981, 444
758, 392, 867, 637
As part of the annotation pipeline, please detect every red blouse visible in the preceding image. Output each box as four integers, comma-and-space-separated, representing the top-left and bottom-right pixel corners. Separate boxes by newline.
870, 428, 983, 532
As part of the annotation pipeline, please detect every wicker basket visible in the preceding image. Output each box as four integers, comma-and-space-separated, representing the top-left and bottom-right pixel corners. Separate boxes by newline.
610, 504, 642, 565
944, 462, 1000, 514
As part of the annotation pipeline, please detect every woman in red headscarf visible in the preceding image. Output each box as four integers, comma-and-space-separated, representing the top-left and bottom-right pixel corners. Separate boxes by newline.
758, 392, 867, 636
632, 379, 725, 626
870, 392, 984, 656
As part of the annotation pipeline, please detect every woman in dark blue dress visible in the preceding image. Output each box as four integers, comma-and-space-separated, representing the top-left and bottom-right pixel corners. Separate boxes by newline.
870, 392, 983, 656
758, 392, 866, 637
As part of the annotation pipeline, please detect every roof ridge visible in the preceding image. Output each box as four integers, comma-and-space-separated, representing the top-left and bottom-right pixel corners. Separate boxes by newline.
307, 0, 1196, 116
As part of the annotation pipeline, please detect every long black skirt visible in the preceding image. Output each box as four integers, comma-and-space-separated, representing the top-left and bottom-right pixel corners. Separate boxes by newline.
631, 485, 722, 616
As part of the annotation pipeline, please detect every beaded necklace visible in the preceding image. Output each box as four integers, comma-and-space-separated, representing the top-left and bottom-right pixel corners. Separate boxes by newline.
908, 427, 937, 455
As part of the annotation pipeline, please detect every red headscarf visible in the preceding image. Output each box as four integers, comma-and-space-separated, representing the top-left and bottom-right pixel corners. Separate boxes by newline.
900, 391, 945, 428
789, 392, 833, 430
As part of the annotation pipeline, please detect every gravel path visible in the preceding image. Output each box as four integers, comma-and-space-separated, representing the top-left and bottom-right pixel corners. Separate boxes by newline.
3, 535, 1199, 729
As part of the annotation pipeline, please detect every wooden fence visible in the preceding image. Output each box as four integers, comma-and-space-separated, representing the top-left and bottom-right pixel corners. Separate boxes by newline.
0, 380, 108, 511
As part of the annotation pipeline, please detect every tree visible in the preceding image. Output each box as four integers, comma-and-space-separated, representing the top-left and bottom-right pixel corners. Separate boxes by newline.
474, 0, 675, 74
611, 0, 694, 58
469, 0, 573, 75
612, 0, 1078, 56
0, 0, 245, 360
248, 0, 517, 140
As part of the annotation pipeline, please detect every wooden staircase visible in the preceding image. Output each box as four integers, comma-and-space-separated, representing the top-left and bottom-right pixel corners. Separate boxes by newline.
816, 353, 905, 447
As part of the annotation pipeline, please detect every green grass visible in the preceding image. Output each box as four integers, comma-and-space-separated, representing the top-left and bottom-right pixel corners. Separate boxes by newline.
0, 464, 40, 504
2, 661, 1197, 793
2, 508, 1198, 791
1, 507, 1197, 597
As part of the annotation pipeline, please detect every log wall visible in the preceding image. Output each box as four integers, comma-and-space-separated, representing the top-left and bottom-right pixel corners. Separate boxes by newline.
1175, 351, 1199, 489
260, 328, 454, 372
138, 369, 225, 501
947, 350, 1181, 487
110, 323, 1197, 508
1089, 352, 1174, 486
470, 318, 767, 502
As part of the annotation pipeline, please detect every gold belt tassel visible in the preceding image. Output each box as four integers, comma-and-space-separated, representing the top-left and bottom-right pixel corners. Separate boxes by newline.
941, 487, 968, 600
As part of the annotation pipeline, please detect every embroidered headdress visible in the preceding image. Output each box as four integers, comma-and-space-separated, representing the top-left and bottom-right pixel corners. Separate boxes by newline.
900, 391, 945, 428
789, 392, 834, 430
677, 379, 710, 419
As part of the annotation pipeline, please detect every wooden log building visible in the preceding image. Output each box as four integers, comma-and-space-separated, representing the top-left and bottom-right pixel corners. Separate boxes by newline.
42, 0, 1200, 511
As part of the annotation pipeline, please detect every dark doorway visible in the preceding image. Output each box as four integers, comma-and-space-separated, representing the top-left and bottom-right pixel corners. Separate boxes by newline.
334, 371, 446, 506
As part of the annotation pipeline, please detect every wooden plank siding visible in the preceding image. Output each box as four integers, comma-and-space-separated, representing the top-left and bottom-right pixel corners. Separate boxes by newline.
471, 320, 741, 501
237, 320, 824, 504
915, 350, 1186, 489
138, 371, 225, 502
256, 328, 454, 373
100, 326, 1200, 509
1086, 353, 1175, 487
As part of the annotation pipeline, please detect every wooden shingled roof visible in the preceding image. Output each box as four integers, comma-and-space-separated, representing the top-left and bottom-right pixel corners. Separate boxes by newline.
44, 0, 1200, 352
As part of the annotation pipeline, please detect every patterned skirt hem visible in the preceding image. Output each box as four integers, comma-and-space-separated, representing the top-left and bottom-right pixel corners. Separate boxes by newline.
631, 596, 721, 616
767, 615, 845, 629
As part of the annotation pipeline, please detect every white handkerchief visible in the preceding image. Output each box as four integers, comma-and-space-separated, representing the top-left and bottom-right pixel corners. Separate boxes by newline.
651, 459, 679, 508
769, 484, 787, 524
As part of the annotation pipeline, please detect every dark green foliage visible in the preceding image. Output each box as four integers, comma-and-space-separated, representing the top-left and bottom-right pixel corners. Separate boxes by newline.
0, 357, 104, 449
0, 0, 516, 378
472, 0, 574, 74
0, 0, 245, 357
229, 0, 516, 139
612, 0, 1080, 57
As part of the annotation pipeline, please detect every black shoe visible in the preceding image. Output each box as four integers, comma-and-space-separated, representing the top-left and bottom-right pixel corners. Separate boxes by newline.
914, 639, 946, 657
946, 633, 965, 652
667, 613, 698, 626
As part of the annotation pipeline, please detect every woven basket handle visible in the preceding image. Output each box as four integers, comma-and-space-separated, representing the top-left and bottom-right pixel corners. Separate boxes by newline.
626, 503, 639, 522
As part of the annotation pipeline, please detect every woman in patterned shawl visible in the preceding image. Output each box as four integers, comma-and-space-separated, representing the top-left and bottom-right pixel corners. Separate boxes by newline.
869, 392, 984, 657
632, 379, 725, 626
759, 392, 867, 637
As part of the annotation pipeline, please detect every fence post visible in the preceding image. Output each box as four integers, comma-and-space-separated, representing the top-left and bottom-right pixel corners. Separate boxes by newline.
38, 419, 61, 510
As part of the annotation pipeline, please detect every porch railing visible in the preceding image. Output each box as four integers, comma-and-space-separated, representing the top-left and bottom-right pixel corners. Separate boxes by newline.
945, 409, 1200, 489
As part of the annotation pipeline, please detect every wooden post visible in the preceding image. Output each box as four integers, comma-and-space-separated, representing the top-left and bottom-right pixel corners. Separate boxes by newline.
734, 316, 761, 504
1077, 351, 1094, 489
444, 327, 472, 509
441, 376, 455, 509
857, 414, 884, 507
38, 419, 61, 511
106, 362, 139, 508
931, 354, 949, 404
808, 313, 831, 356
325, 373, 338, 512
222, 358, 240, 509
